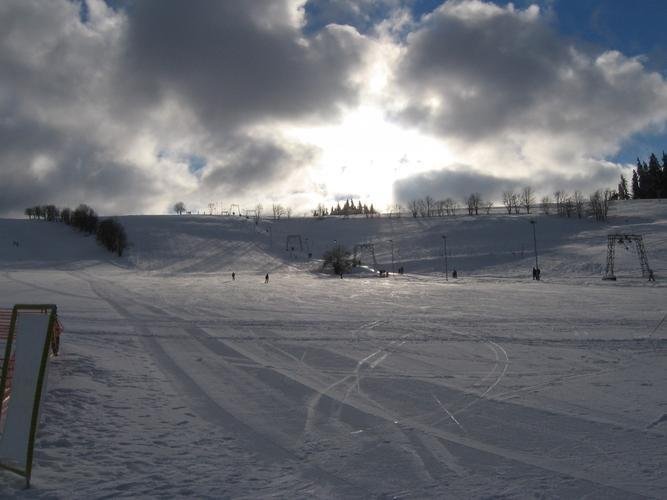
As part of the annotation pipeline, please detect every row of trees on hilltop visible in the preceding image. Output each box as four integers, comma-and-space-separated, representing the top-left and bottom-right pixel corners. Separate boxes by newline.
24, 203, 127, 256
174, 201, 294, 222
25, 205, 60, 221
408, 193, 499, 217
630, 153, 667, 199
406, 185, 614, 221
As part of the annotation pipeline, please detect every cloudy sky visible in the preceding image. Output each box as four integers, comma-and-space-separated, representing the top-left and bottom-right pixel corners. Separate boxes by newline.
2, 0, 667, 216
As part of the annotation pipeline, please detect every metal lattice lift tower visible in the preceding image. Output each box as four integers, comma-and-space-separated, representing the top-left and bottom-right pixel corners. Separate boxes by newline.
603, 233, 651, 280
353, 243, 378, 270
285, 235, 303, 252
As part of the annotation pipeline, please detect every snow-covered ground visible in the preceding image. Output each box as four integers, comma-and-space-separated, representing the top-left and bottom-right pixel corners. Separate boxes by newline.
0, 200, 666, 498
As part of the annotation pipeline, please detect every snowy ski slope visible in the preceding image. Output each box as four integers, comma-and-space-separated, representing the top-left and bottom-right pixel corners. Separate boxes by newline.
0, 200, 665, 498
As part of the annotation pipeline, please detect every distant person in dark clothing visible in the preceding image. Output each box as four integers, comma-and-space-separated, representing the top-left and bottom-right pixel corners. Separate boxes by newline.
452, 269, 457, 278
532, 267, 536, 280
536, 268, 541, 281
648, 269, 656, 282
265, 273, 269, 284
232, 272, 235, 281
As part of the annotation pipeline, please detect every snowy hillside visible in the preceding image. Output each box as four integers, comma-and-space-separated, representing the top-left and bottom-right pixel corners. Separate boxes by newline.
0, 200, 666, 498
115, 199, 667, 280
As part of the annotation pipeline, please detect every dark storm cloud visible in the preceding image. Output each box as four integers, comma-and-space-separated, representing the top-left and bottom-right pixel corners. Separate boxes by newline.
122, 0, 366, 131
202, 138, 317, 195
0, 0, 370, 215
394, 167, 518, 203
393, 162, 622, 204
393, 1, 667, 148
0, 115, 159, 215
0, 0, 164, 215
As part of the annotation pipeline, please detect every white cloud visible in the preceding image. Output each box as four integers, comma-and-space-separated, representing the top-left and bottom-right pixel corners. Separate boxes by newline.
385, 0, 667, 198
1, 0, 666, 216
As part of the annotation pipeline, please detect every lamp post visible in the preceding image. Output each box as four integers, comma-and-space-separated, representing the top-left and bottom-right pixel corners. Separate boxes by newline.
442, 235, 448, 280
530, 220, 538, 270
389, 239, 395, 274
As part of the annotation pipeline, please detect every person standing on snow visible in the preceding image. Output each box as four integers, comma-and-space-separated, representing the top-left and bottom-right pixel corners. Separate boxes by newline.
265, 273, 269, 284
232, 272, 236, 281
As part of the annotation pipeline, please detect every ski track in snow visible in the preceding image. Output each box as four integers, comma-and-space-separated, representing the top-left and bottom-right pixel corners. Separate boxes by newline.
68, 269, 665, 498
1, 205, 666, 498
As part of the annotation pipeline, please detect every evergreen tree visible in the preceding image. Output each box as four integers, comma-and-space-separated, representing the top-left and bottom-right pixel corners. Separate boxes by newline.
618, 174, 629, 200
648, 153, 661, 198
631, 169, 640, 199
638, 158, 650, 198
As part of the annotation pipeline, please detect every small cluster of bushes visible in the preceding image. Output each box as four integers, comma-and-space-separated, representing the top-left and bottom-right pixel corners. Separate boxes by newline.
322, 245, 354, 275
25, 203, 127, 256
95, 218, 128, 256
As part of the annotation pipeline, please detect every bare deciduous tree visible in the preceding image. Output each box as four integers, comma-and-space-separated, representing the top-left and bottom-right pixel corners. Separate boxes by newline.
173, 202, 186, 215
573, 191, 585, 219
554, 190, 570, 217
417, 199, 428, 217
408, 200, 419, 218
511, 192, 520, 214
435, 200, 445, 217
541, 195, 551, 215
424, 196, 434, 217
521, 186, 534, 214
502, 191, 515, 214
564, 195, 574, 217
444, 198, 457, 216
589, 189, 612, 221
272, 203, 285, 220
60, 207, 71, 224
466, 193, 482, 215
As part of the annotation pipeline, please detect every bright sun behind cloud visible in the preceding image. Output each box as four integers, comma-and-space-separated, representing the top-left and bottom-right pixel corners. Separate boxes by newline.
286, 105, 455, 210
